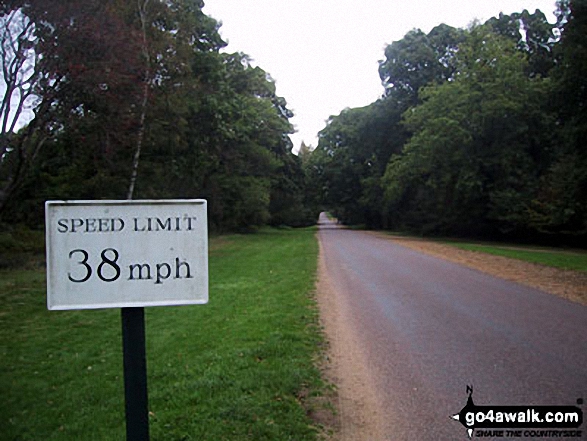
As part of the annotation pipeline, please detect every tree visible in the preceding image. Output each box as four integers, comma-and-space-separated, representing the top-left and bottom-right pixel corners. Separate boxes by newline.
308, 9, 568, 238
0, 1, 318, 231
0, 8, 38, 210
129, 48, 302, 230
0, 1, 145, 215
529, 0, 587, 235
382, 25, 554, 236
486, 9, 556, 78
378, 24, 465, 104
310, 98, 409, 227
306, 24, 466, 227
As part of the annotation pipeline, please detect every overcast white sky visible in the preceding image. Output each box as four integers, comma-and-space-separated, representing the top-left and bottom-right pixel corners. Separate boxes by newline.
203, 1, 558, 152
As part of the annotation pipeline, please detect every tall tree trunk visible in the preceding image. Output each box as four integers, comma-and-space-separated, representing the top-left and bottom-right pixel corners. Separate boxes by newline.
127, 0, 150, 200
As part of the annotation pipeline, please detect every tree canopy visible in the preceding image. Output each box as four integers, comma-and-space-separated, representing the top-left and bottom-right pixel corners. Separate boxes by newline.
3, 1, 586, 241
306, 2, 586, 244
1, 0, 316, 230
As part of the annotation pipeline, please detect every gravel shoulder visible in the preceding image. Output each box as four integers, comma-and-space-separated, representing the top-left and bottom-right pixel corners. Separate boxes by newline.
316, 239, 386, 440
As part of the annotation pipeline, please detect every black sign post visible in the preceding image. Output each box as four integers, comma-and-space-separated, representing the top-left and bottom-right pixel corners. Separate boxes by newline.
121, 307, 150, 441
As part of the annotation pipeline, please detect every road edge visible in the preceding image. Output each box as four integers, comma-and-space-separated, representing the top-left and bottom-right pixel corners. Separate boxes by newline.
315, 233, 387, 441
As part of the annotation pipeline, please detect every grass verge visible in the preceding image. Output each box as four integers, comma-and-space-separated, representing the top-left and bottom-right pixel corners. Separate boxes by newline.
381, 229, 587, 273
442, 241, 587, 273
0, 227, 329, 440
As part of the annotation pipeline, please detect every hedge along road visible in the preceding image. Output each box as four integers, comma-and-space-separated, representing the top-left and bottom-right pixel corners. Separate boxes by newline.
316, 213, 587, 440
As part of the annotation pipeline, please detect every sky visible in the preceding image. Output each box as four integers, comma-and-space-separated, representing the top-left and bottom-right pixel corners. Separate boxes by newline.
203, 0, 558, 152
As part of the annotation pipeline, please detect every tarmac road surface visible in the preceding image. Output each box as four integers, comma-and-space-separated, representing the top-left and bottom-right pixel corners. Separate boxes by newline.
317, 213, 587, 440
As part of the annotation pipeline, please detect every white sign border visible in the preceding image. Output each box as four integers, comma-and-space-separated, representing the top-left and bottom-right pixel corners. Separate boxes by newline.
45, 199, 208, 311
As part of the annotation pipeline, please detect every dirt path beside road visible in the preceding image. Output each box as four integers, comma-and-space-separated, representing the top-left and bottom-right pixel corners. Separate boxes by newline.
316, 241, 386, 440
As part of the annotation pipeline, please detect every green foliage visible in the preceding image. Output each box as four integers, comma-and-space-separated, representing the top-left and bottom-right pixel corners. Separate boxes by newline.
486, 9, 556, 78
535, 0, 587, 235
379, 24, 465, 102
384, 26, 554, 236
309, 99, 408, 227
306, 5, 586, 243
0, 1, 145, 212
1, 1, 314, 232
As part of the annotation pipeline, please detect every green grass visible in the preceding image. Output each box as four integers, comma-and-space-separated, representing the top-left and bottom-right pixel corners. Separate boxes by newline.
443, 242, 587, 273
381, 228, 587, 272
0, 227, 328, 440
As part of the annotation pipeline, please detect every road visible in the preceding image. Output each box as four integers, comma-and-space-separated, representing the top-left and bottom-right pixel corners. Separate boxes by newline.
317, 214, 587, 440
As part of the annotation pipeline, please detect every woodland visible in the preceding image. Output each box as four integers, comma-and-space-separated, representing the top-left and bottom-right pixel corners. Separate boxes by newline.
1, 0, 315, 231
306, 0, 587, 243
1, 1, 586, 243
